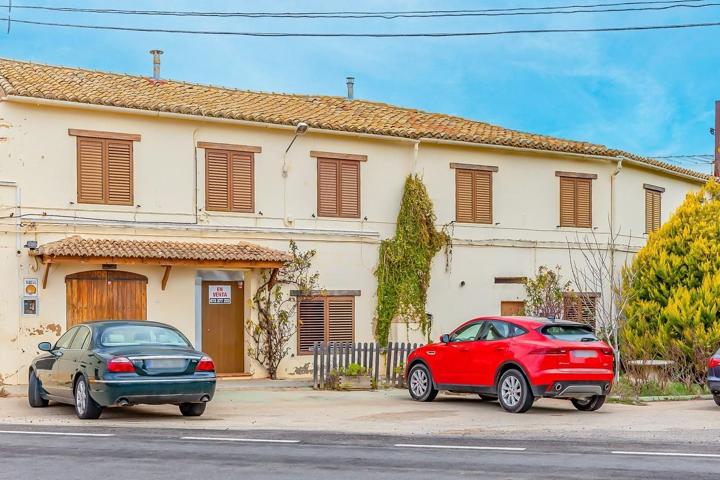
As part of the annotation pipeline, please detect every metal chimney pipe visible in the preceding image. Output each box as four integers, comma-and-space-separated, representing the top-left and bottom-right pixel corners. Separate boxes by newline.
150, 49, 163, 81
346, 76, 355, 100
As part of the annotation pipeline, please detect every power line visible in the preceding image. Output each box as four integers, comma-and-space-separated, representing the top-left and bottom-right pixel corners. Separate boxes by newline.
0, 1, 714, 19
3, 17, 720, 37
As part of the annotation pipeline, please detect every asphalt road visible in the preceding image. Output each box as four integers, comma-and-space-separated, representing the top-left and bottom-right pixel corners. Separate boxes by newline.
0, 425, 717, 479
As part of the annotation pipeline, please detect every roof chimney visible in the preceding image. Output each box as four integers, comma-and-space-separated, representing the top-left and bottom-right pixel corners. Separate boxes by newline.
346, 76, 355, 100
715, 100, 720, 177
149, 49, 163, 81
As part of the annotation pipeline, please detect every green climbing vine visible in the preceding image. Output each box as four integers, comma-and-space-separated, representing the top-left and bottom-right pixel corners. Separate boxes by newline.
374, 174, 450, 346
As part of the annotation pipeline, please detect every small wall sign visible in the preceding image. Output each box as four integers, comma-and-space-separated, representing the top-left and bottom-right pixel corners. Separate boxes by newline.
24, 278, 39, 297
22, 298, 38, 315
209, 285, 232, 304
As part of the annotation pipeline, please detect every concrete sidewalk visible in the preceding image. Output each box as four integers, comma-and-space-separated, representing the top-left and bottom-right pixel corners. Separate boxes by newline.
2, 380, 718, 443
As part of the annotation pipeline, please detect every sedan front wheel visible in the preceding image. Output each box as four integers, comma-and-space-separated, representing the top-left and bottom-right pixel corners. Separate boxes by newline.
408, 364, 438, 402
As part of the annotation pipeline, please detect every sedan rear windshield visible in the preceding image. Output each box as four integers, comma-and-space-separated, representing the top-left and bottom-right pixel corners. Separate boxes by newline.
540, 324, 598, 342
99, 325, 191, 347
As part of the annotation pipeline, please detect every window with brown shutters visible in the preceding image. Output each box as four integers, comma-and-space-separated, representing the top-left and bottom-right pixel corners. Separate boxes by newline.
557, 173, 595, 228
455, 168, 493, 224
317, 158, 360, 218
205, 149, 254, 213
644, 186, 662, 233
76, 136, 133, 205
563, 293, 597, 326
297, 296, 355, 353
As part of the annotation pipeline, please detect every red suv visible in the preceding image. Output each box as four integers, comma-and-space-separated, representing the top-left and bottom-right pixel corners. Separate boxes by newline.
405, 316, 614, 413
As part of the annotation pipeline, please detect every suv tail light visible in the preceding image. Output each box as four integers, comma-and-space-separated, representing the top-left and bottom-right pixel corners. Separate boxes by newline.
708, 357, 720, 369
107, 356, 136, 373
530, 347, 567, 355
601, 348, 613, 356
196, 356, 215, 372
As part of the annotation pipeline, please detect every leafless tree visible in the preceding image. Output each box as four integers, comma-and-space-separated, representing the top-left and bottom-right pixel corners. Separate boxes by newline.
247, 241, 320, 379
567, 222, 638, 382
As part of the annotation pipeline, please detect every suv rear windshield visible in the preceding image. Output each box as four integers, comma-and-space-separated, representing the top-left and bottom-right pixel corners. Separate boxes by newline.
540, 324, 598, 342
99, 325, 191, 347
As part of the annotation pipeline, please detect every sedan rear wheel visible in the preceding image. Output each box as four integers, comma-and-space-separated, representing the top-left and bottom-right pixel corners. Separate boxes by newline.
571, 395, 607, 411
74, 375, 103, 420
714, 394, 720, 407
497, 369, 534, 413
179, 402, 206, 417
408, 364, 438, 402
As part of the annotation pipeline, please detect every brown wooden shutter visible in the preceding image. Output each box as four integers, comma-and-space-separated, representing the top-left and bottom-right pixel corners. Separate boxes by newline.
474, 170, 492, 224
575, 178, 592, 228
317, 159, 339, 217
559, 177, 576, 227
77, 137, 105, 204
645, 188, 661, 233
230, 152, 254, 213
206, 149, 230, 211
106, 140, 133, 205
455, 169, 474, 223
298, 299, 326, 353
327, 297, 354, 342
339, 161, 360, 218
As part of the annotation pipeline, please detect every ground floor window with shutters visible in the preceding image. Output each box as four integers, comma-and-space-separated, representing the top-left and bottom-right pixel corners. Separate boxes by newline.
556, 171, 597, 228
644, 184, 664, 234
451, 163, 497, 224
69, 129, 140, 206
563, 292, 598, 326
297, 296, 355, 353
203, 144, 258, 213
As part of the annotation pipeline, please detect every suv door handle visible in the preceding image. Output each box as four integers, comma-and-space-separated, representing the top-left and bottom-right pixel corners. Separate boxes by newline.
495, 347, 506, 352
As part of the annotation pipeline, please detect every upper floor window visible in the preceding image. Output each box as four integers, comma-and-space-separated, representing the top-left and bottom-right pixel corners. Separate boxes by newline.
201, 142, 260, 213
70, 129, 140, 205
312, 151, 366, 218
563, 292, 597, 326
644, 184, 664, 234
556, 171, 597, 228
452, 163, 498, 224
297, 295, 355, 353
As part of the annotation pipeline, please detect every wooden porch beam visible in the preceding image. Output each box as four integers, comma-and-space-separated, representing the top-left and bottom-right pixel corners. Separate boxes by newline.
34, 255, 286, 270
41, 262, 51, 289
161, 265, 172, 291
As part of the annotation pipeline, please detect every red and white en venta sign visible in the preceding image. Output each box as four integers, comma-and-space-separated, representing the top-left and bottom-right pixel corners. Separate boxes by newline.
208, 285, 232, 304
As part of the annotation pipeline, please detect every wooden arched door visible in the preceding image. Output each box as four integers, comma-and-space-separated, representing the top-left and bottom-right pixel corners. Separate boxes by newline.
66, 270, 148, 328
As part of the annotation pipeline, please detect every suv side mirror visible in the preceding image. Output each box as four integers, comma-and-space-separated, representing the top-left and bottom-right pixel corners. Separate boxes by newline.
440, 334, 451, 344
38, 341, 52, 352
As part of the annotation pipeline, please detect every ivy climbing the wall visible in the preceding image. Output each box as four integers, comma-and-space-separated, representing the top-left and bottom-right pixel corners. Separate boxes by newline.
374, 174, 450, 346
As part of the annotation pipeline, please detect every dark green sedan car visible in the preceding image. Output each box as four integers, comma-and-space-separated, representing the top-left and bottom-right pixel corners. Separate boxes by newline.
28, 320, 216, 419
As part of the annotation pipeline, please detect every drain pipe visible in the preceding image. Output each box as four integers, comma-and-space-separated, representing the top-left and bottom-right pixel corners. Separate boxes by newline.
610, 156, 624, 384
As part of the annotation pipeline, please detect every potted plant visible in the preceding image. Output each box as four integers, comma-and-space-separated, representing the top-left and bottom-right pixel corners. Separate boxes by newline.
338, 363, 372, 390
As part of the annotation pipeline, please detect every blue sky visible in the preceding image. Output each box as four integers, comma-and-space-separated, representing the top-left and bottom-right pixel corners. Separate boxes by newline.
1, 1, 718, 173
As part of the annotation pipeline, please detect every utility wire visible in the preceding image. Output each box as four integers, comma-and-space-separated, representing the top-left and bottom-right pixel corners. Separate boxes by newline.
0, 1, 713, 19
4, 17, 720, 37
0, 0, 707, 18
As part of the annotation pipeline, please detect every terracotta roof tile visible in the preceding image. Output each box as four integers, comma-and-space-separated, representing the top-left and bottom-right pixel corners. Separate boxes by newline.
0, 58, 708, 181
34, 236, 291, 264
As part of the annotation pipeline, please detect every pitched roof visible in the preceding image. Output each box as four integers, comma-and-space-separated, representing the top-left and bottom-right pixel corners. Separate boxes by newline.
0, 57, 708, 181
32, 236, 291, 265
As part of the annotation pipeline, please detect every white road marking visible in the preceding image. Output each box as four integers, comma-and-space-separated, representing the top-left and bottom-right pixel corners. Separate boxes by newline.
395, 443, 525, 451
0, 430, 113, 437
181, 436, 300, 444
613, 451, 720, 458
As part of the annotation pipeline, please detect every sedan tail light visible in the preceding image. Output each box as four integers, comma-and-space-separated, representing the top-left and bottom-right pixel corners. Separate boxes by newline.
107, 356, 136, 373
196, 356, 215, 372
708, 357, 720, 369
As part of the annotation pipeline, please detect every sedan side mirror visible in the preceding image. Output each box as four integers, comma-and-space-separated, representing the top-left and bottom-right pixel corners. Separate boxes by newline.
440, 334, 451, 344
38, 341, 52, 352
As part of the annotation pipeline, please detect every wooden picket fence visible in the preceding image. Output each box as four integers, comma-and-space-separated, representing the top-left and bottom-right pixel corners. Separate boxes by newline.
312, 341, 422, 390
